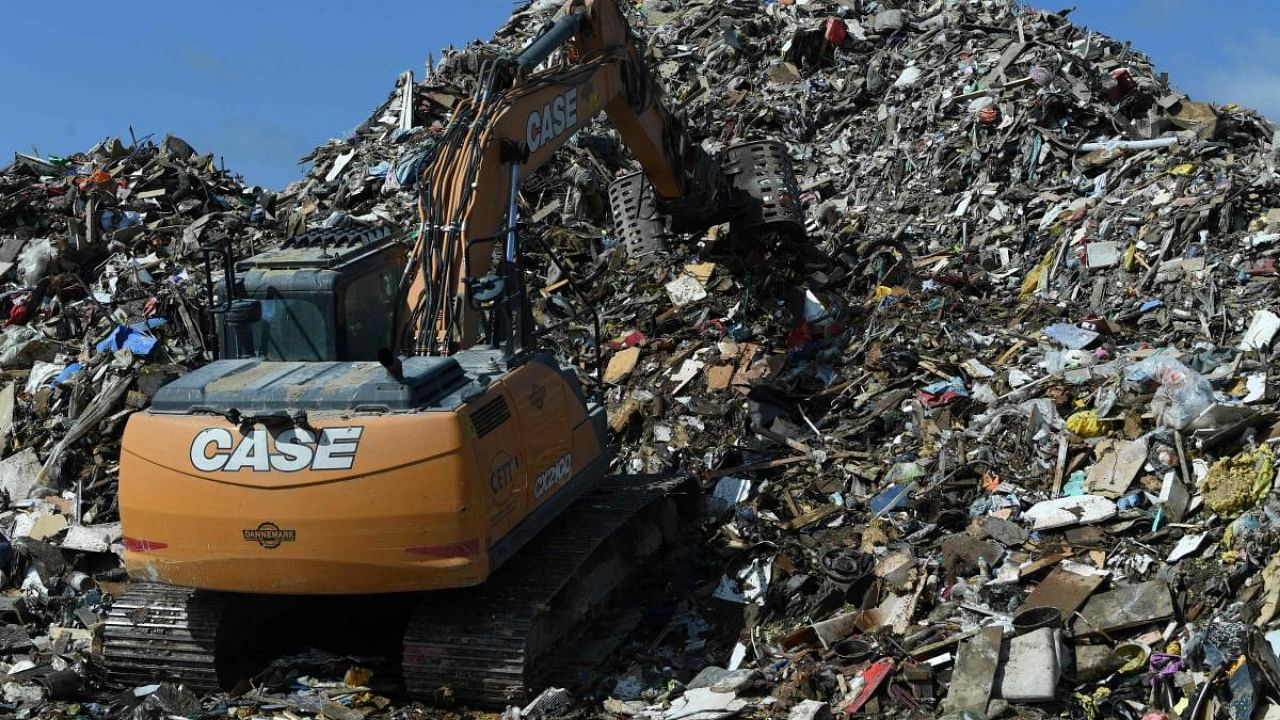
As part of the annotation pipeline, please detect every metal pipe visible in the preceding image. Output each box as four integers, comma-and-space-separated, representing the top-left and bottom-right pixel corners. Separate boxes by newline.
504, 163, 523, 357
505, 164, 521, 265
515, 12, 584, 74
1077, 136, 1180, 152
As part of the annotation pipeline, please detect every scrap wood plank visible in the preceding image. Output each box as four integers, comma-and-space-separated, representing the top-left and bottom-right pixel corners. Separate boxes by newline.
981, 41, 1028, 86
1021, 562, 1107, 616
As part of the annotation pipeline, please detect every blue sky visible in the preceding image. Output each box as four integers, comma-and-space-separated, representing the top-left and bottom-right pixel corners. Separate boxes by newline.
0, 1, 514, 188
1060, 0, 1280, 120
2, 1, 1276, 189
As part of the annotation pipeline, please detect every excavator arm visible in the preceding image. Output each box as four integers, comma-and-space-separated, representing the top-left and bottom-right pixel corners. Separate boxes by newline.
401, 0, 800, 355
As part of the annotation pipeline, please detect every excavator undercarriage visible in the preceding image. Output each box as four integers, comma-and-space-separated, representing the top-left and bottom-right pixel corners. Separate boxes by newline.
105, 475, 698, 706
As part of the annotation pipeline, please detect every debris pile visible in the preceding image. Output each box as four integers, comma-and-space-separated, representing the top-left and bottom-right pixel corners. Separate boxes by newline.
0, 135, 277, 712
431, 1, 1280, 718
3, 0, 1280, 717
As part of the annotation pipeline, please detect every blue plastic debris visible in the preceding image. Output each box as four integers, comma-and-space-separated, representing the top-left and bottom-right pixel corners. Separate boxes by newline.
100, 209, 142, 231
394, 145, 435, 188
871, 483, 912, 515
52, 363, 83, 386
916, 377, 968, 407
1228, 660, 1257, 720
1061, 470, 1087, 496
130, 318, 167, 333
1116, 492, 1144, 511
95, 326, 158, 357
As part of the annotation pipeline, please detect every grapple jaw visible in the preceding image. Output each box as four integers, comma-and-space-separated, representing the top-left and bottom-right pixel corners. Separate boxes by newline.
608, 139, 806, 258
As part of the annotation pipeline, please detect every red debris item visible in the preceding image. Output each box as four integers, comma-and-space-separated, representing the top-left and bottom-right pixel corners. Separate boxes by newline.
7, 301, 31, 326
74, 169, 113, 191
928, 272, 969, 288
1112, 67, 1138, 92
977, 105, 1000, 125
144, 297, 160, 316
607, 329, 648, 350
916, 387, 965, 408
1108, 67, 1137, 102
701, 318, 727, 337
915, 378, 968, 408
1248, 258, 1278, 276
1078, 314, 1113, 335
842, 658, 895, 715
785, 321, 813, 350
824, 17, 848, 45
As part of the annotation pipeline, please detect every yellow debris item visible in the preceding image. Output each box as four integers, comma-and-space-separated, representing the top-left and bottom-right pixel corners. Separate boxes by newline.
344, 666, 373, 688
1067, 410, 1105, 438
1200, 447, 1275, 518
1123, 243, 1137, 271
1073, 687, 1111, 720
1169, 163, 1196, 176
870, 285, 908, 303
1115, 642, 1149, 674
1020, 247, 1056, 298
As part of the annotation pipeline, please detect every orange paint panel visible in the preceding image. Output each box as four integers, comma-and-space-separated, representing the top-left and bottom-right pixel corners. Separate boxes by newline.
120, 411, 484, 594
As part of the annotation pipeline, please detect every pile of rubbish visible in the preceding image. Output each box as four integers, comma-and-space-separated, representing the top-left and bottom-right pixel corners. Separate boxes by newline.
6, 0, 1280, 717
0, 134, 289, 713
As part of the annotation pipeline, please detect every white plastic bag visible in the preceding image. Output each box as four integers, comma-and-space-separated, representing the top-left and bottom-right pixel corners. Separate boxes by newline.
17, 238, 56, 287
1126, 355, 1214, 429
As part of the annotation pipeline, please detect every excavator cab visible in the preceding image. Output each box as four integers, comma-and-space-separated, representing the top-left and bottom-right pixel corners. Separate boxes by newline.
215, 226, 406, 362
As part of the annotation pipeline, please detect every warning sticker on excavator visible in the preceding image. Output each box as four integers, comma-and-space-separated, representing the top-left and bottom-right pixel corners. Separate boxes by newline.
533, 454, 572, 499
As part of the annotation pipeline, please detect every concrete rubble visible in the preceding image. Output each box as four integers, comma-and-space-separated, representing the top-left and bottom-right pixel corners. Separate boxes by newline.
3, 0, 1280, 717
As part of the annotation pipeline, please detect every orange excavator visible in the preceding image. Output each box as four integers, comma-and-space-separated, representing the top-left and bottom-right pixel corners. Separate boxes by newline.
103, 0, 803, 705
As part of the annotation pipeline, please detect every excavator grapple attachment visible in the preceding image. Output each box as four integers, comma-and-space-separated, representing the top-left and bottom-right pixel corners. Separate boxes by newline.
608, 139, 805, 258
722, 140, 806, 241
608, 171, 669, 258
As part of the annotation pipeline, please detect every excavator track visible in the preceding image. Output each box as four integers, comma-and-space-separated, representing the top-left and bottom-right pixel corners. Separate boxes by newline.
102, 583, 225, 691
102, 474, 697, 704
402, 474, 696, 706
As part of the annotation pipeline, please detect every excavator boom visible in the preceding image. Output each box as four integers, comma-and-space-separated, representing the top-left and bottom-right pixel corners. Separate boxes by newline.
401, 0, 801, 354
